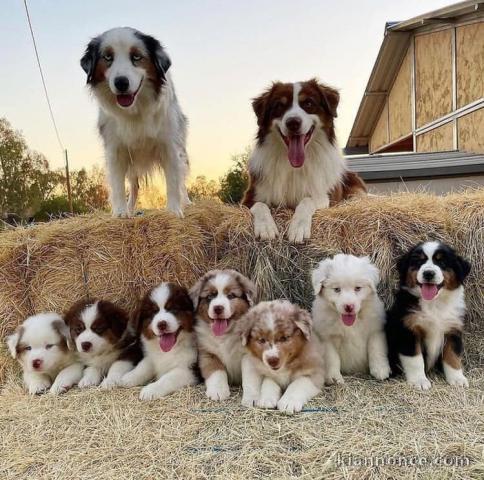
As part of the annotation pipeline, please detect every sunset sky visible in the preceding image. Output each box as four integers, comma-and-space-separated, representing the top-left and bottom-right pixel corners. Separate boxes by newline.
1, 0, 453, 182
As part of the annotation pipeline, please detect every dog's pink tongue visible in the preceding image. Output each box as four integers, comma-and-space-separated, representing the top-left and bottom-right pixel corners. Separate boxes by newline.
287, 135, 305, 168
341, 313, 356, 326
212, 319, 228, 336
117, 94, 135, 107
159, 333, 177, 352
421, 283, 439, 301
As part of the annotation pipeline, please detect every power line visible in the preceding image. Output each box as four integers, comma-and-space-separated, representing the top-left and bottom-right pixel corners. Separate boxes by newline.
23, 0, 64, 151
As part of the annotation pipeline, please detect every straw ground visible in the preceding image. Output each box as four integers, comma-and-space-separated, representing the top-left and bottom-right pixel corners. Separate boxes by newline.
0, 190, 483, 479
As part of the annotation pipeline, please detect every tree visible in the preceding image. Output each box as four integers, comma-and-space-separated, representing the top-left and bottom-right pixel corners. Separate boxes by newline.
0, 118, 60, 218
188, 175, 219, 201
218, 148, 250, 204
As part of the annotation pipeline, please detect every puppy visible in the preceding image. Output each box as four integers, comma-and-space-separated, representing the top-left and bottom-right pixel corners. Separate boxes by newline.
120, 282, 197, 400
242, 79, 366, 243
64, 299, 142, 389
238, 300, 324, 414
386, 241, 471, 390
311, 254, 390, 383
190, 270, 257, 401
80, 27, 189, 217
6, 313, 83, 394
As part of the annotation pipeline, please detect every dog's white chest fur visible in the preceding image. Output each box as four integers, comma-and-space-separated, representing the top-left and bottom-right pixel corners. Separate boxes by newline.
195, 322, 244, 384
411, 287, 465, 368
142, 331, 196, 377
250, 132, 345, 208
79, 349, 119, 373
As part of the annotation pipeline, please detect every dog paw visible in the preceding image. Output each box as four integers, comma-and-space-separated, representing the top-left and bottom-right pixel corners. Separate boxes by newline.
408, 376, 431, 391
277, 396, 304, 415
166, 202, 184, 218
326, 372, 345, 385
257, 395, 279, 409
241, 395, 258, 408
139, 384, 163, 401
446, 373, 469, 388
27, 380, 51, 395
206, 383, 230, 401
254, 217, 279, 240
370, 364, 391, 381
49, 382, 71, 395
100, 377, 121, 390
287, 216, 311, 244
112, 209, 129, 218
78, 376, 100, 389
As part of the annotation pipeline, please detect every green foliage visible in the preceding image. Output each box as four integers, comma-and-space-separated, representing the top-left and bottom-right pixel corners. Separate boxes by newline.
33, 195, 87, 222
188, 175, 219, 201
218, 148, 250, 204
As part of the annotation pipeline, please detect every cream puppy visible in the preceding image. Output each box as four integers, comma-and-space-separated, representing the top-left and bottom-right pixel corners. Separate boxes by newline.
311, 254, 390, 383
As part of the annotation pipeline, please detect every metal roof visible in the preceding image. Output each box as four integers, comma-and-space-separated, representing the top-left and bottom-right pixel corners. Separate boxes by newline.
345, 1, 484, 153
346, 150, 484, 181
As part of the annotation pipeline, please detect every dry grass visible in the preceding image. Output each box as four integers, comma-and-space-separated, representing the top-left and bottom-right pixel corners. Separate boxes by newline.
0, 190, 483, 479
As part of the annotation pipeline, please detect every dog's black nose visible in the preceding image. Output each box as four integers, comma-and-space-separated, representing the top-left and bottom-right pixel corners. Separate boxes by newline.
214, 305, 224, 315
81, 341, 92, 352
157, 321, 167, 332
114, 76, 130, 93
423, 270, 435, 281
285, 116, 302, 133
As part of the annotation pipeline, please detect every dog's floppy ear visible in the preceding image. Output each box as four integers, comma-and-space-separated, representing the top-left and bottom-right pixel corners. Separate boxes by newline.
235, 271, 257, 307
80, 37, 100, 84
293, 306, 312, 341
360, 256, 380, 292
236, 309, 256, 347
396, 247, 415, 286
455, 254, 471, 283
52, 317, 75, 351
313, 79, 339, 118
6, 327, 23, 359
136, 32, 171, 81
97, 300, 129, 339
252, 83, 278, 126
311, 258, 333, 295
189, 271, 215, 310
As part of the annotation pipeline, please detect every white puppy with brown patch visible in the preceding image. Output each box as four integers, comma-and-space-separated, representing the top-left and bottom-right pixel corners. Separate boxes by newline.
190, 270, 257, 401
311, 254, 390, 384
238, 300, 324, 414
6, 313, 83, 394
81, 27, 189, 217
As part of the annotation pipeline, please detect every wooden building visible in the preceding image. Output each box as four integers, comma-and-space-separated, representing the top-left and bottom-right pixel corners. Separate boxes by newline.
346, 1, 484, 193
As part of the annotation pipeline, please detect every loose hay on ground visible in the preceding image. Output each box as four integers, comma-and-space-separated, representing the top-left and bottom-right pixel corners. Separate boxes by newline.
0, 190, 483, 479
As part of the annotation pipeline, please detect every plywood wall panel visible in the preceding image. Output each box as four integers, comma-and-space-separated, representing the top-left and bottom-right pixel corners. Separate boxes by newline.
389, 47, 412, 142
457, 22, 484, 108
415, 30, 453, 128
458, 108, 484, 153
370, 102, 388, 153
416, 122, 454, 152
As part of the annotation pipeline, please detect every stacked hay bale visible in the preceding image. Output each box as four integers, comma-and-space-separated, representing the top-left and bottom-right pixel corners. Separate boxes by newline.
1, 190, 483, 383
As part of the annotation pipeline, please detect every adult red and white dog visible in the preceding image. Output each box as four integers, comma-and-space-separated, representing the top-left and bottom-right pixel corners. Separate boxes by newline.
243, 79, 366, 243
81, 27, 190, 217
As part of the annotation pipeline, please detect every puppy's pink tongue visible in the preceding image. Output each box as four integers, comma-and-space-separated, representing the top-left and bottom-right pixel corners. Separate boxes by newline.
212, 319, 228, 336
341, 313, 356, 326
117, 94, 135, 107
287, 135, 305, 168
159, 333, 176, 352
421, 283, 439, 301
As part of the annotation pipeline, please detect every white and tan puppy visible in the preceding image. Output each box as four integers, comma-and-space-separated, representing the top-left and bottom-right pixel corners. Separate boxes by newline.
6, 313, 83, 394
238, 300, 324, 414
120, 283, 197, 400
311, 254, 390, 383
190, 270, 257, 401
81, 27, 190, 217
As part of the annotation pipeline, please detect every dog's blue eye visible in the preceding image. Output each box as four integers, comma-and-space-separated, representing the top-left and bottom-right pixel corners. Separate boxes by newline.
355, 287, 362, 292
25, 346, 32, 351
334, 288, 341, 293
46, 344, 53, 350
103, 54, 113, 62
131, 54, 142, 62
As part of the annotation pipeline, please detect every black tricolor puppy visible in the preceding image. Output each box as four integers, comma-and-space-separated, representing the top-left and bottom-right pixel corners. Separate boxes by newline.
386, 241, 471, 390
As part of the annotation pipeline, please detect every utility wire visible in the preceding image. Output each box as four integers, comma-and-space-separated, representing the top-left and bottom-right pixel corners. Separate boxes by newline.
23, 0, 64, 151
